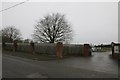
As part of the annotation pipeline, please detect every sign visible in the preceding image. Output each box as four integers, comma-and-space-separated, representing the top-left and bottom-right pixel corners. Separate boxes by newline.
114, 46, 119, 53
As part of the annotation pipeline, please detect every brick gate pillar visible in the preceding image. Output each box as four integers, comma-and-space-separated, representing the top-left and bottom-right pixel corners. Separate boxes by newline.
30, 41, 35, 54
56, 42, 63, 58
2, 42, 6, 50
13, 40, 18, 52
83, 44, 91, 57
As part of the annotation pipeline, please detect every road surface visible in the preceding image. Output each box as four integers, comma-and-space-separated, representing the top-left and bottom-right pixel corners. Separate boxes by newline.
2, 52, 118, 78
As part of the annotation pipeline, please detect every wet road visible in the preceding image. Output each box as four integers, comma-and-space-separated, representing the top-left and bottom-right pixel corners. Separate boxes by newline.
2, 51, 118, 78
57, 51, 118, 74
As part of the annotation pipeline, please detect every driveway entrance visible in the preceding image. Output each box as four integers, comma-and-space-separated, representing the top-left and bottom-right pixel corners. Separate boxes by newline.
54, 51, 118, 74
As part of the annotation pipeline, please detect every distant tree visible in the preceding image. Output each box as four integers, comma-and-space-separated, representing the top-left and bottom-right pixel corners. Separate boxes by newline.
1, 26, 22, 43
23, 39, 32, 43
33, 13, 72, 43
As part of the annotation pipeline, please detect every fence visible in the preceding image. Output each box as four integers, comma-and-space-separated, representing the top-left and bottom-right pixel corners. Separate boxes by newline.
2, 42, 91, 57
35, 43, 56, 55
63, 44, 83, 56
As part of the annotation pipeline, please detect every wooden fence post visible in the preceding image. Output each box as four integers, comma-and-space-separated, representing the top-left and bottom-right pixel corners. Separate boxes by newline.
111, 42, 115, 58
56, 42, 63, 58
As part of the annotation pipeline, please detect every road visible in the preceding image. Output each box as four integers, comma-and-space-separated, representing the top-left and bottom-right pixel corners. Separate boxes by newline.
0, 44, 2, 79
2, 52, 118, 78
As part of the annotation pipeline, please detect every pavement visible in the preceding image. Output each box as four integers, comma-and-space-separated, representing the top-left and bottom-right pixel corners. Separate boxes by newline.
2, 51, 118, 78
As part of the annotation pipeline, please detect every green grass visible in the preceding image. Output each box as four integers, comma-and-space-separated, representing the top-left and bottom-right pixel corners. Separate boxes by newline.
95, 48, 112, 52
3, 51, 58, 61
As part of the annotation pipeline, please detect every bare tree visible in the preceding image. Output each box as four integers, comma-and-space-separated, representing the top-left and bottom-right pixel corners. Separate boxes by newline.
1, 26, 22, 43
33, 13, 72, 43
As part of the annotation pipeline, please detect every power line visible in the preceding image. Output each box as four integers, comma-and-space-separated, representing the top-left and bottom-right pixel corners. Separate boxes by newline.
0, 0, 29, 12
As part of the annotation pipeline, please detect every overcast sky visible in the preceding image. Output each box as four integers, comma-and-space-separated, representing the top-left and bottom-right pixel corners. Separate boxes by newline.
1, 2, 118, 44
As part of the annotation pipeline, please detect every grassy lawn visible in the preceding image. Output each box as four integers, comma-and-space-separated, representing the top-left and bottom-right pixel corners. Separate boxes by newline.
3, 51, 59, 61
